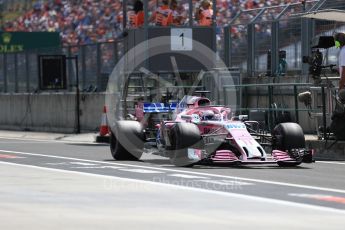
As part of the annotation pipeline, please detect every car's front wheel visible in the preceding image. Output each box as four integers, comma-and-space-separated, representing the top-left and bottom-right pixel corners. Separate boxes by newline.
272, 122, 305, 151
272, 122, 305, 167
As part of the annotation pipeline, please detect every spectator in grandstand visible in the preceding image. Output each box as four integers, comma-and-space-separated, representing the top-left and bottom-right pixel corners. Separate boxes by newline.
195, 0, 213, 26
243, 0, 258, 9
128, 0, 144, 28
150, 0, 173, 26
3, 0, 123, 45
170, 0, 180, 25
170, 0, 187, 26
334, 32, 345, 90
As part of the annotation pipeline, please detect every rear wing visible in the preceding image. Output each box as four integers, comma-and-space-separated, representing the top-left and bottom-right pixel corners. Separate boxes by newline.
143, 103, 178, 113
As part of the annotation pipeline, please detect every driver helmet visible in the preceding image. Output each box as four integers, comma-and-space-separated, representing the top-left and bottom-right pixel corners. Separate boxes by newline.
201, 110, 215, 120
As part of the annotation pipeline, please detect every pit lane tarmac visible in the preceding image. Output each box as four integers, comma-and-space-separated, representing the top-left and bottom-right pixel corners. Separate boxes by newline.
1, 137, 345, 212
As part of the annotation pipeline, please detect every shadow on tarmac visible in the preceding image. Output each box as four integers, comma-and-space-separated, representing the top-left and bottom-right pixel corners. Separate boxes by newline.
103, 158, 312, 170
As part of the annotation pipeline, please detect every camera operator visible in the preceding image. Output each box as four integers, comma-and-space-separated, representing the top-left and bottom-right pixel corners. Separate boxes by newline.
330, 33, 345, 140
334, 32, 345, 90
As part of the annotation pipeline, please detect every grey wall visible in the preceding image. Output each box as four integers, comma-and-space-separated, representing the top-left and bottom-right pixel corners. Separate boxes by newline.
0, 92, 105, 133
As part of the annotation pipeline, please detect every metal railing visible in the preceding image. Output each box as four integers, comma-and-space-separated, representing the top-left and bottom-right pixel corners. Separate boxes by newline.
222, 0, 345, 77
222, 82, 334, 138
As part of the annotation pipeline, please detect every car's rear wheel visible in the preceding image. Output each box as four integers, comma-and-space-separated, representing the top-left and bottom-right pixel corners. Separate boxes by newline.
169, 123, 201, 167
110, 120, 144, 161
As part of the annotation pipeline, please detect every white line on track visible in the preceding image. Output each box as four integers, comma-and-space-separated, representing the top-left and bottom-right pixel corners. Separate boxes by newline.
71, 166, 124, 169
70, 162, 98, 166
1, 149, 345, 194
198, 179, 253, 186
168, 174, 209, 179
118, 168, 165, 174
318, 161, 345, 165
0, 137, 102, 145
1, 160, 345, 214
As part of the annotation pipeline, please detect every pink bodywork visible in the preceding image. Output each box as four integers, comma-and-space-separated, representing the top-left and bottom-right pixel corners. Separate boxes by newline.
173, 97, 265, 160
272, 150, 294, 161
135, 96, 301, 164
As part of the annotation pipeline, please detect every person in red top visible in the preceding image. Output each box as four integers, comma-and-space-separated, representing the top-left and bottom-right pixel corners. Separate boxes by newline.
150, 0, 173, 26
195, 0, 213, 26
129, 0, 144, 28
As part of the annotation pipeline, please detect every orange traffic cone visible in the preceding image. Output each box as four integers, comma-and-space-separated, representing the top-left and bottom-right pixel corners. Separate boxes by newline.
99, 106, 109, 136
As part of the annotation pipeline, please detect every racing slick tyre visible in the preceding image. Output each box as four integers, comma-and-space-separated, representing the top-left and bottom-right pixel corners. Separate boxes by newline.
272, 122, 305, 150
272, 122, 305, 167
110, 120, 144, 161
276, 160, 302, 167
169, 123, 201, 167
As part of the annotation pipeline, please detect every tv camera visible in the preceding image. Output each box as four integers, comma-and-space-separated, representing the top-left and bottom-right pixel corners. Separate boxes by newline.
302, 36, 337, 84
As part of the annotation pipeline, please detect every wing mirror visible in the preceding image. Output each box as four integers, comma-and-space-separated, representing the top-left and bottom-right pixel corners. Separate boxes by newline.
232, 115, 248, 121
181, 114, 200, 123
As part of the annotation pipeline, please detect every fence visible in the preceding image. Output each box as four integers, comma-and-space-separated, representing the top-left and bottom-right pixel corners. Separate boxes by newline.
1, 0, 345, 93
223, 82, 314, 130
0, 40, 125, 93
222, 0, 345, 78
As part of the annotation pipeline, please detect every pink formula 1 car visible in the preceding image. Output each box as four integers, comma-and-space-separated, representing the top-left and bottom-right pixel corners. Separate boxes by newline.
110, 94, 313, 167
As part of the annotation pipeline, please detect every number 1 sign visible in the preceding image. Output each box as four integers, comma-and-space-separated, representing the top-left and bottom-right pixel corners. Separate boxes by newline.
171, 28, 193, 51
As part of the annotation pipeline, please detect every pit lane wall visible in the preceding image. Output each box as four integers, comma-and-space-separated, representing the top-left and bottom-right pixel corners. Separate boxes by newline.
0, 92, 104, 133
307, 139, 345, 161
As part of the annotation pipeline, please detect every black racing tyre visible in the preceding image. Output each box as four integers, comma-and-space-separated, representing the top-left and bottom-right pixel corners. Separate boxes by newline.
277, 160, 302, 167
170, 123, 201, 150
169, 123, 201, 167
110, 120, 144, 160
272, 122, 305, 151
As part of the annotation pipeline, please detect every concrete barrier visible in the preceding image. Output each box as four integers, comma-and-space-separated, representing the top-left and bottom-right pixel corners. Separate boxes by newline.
0, 92, 105, 133
307, 139, 345, 161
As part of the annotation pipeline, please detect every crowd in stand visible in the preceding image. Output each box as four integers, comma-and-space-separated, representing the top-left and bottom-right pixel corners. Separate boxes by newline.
2, 0, 124, 46
2, 0, 302, 46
